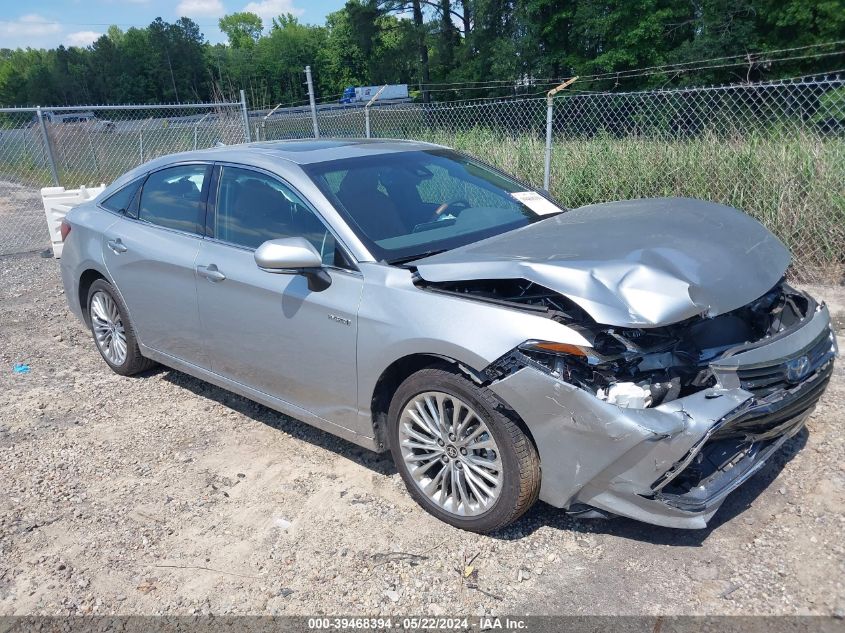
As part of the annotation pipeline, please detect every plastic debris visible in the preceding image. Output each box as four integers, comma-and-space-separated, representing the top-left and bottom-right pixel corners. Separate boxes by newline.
12, 363, 30, 374
597, 382, 652, 408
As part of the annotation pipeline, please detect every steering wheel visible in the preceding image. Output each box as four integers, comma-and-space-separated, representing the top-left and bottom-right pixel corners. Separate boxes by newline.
432, 199, 471, 220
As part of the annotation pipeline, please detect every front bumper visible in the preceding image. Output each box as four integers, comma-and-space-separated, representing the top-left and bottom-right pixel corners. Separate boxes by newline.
489, 303, 836, 529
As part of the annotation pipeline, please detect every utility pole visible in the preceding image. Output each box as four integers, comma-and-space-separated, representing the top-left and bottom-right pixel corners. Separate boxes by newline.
305, 65, 319, 139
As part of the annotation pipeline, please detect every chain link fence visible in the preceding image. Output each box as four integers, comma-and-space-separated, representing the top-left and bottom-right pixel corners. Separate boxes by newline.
2, 77, 843, 283
0, 101, 248, 255
258, 76, 844, 283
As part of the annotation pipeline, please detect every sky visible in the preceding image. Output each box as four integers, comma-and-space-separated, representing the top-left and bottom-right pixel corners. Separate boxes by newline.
0, 0, 346, 50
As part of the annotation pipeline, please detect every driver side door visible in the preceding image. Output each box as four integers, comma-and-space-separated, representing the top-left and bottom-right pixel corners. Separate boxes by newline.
195, 164, 364, 433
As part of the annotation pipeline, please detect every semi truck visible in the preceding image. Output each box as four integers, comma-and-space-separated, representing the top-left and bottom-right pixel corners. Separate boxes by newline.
339, 84, 410, 104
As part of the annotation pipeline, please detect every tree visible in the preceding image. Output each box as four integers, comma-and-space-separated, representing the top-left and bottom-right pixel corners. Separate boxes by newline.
433, 0, 461, 76
1, 0, 842, 107
335, 1, 420, 89
565, 0, 694, 87
219, 12, 264, 49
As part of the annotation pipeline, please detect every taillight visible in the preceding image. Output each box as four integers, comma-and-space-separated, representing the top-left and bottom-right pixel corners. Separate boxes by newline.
60, 219, 71, 241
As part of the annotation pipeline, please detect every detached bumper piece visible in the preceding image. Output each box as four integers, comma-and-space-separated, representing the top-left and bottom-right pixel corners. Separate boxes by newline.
651, 358, 833, 513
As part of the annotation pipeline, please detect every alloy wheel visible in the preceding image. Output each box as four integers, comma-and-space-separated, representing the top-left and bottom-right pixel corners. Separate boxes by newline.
90, 290, 128, 366
398, 391, 503, 516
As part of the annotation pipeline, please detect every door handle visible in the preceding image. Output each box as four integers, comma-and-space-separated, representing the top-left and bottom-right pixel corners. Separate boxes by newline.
197, 264, 226, 282
107, 238, 127, 254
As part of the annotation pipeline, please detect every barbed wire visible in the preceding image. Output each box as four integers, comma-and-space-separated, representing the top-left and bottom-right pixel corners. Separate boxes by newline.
578, 49, 845, 85
416, 39, 845, 89
267, 67, 845, 114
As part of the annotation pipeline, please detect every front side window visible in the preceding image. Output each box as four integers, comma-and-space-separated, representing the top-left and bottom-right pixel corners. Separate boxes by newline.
138, 164, 210, 234
304, 149, 563, 264
214, 166, 345, 267
101, 178, 143, 215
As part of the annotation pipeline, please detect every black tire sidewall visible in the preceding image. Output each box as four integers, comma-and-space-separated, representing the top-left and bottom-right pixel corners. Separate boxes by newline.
86, 279, 139, 374
387, 368, 526, 533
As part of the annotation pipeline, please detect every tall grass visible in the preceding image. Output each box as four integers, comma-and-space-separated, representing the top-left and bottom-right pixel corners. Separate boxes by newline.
0, 120, 842, 282
418, 128, 845, 283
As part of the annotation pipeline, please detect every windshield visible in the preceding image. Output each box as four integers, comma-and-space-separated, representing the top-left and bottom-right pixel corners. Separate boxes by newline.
303, 149, 564, 264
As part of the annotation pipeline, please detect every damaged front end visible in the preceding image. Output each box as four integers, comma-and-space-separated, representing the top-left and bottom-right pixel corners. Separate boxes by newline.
445, 279, 837, 528
481, 280, 824, 407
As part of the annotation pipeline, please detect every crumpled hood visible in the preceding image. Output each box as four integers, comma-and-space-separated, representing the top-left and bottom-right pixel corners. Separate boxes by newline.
412, 198, 790, 328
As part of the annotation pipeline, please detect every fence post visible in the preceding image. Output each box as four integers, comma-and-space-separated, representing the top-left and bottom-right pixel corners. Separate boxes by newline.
543, 77, 578, 192
194, 112, 211, 150
239, 90, 252, 143
139, 118, 149, 164
305, 65, 319, 139
36, 106, 60, 186
364, 85, 387, 139
261, 103, 282, 143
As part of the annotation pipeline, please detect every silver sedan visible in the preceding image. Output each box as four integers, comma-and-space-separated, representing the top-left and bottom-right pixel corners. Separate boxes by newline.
59, 139, 837, 532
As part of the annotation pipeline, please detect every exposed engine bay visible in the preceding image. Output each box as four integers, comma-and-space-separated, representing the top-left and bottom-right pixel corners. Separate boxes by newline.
417, 277, 812, 408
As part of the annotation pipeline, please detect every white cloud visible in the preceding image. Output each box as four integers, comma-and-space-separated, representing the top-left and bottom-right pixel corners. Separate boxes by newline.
241, 0, 304, 23
65, 31, 103, 47
176, 0, 226, 18
0, 14, 62, 38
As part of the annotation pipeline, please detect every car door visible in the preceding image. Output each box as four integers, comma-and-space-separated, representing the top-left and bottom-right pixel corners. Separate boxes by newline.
195, 164, 363, 431
102, 163, 211, 368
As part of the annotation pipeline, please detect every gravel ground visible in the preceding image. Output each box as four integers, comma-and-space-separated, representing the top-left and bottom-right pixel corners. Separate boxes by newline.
1, 251, 843, 617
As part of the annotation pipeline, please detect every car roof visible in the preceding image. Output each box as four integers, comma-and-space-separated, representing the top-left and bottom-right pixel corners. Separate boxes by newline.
97, 138, 449, 205
175, 138, 445, 166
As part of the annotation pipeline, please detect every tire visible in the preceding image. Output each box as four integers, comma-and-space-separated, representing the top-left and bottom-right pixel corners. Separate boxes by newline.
86, 279, 155, 376
388, 366, 540, 533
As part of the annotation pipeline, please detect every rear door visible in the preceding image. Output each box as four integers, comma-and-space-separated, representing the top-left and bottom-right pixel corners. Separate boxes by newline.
102, 163, 211, 368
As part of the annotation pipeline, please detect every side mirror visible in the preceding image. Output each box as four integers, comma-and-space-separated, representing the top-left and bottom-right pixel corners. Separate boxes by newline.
254, 237, 331, 292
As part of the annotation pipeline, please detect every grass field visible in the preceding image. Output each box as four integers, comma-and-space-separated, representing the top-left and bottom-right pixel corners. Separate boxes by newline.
1, 120, 842, 282
418, 128, 845, 283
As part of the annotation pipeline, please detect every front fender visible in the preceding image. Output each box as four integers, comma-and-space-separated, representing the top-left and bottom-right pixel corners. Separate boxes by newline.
354, 263, 591, 429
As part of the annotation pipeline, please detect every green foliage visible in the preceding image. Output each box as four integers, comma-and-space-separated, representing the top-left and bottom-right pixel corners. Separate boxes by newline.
0, 0, 842, 106
207, 13, 332, 106
218, 12, 264, 49
0, 17, 208, 105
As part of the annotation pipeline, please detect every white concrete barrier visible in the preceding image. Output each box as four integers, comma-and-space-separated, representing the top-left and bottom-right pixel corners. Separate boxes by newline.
40, 184, 106, 257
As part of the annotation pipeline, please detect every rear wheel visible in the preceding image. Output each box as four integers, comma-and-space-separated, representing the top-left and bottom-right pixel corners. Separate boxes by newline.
388, 367, 540, 533
87, 279, 155, 376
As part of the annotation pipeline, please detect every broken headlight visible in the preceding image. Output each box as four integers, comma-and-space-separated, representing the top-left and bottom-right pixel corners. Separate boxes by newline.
488, 282, 807, 409
508, 339, 685, 409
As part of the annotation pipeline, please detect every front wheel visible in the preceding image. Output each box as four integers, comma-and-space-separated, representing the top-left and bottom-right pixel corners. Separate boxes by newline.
388, 367, 540, 533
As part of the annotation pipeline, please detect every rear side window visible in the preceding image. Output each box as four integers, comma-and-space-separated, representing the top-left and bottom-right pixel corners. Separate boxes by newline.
139, 164, 210, 234
101, 179, 142, 215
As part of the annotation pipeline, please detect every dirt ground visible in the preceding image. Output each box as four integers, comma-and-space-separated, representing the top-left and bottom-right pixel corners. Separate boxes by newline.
1, 251, 843, 617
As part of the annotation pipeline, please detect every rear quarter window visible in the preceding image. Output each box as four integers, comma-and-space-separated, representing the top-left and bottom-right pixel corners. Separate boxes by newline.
101, 179, 143, 216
